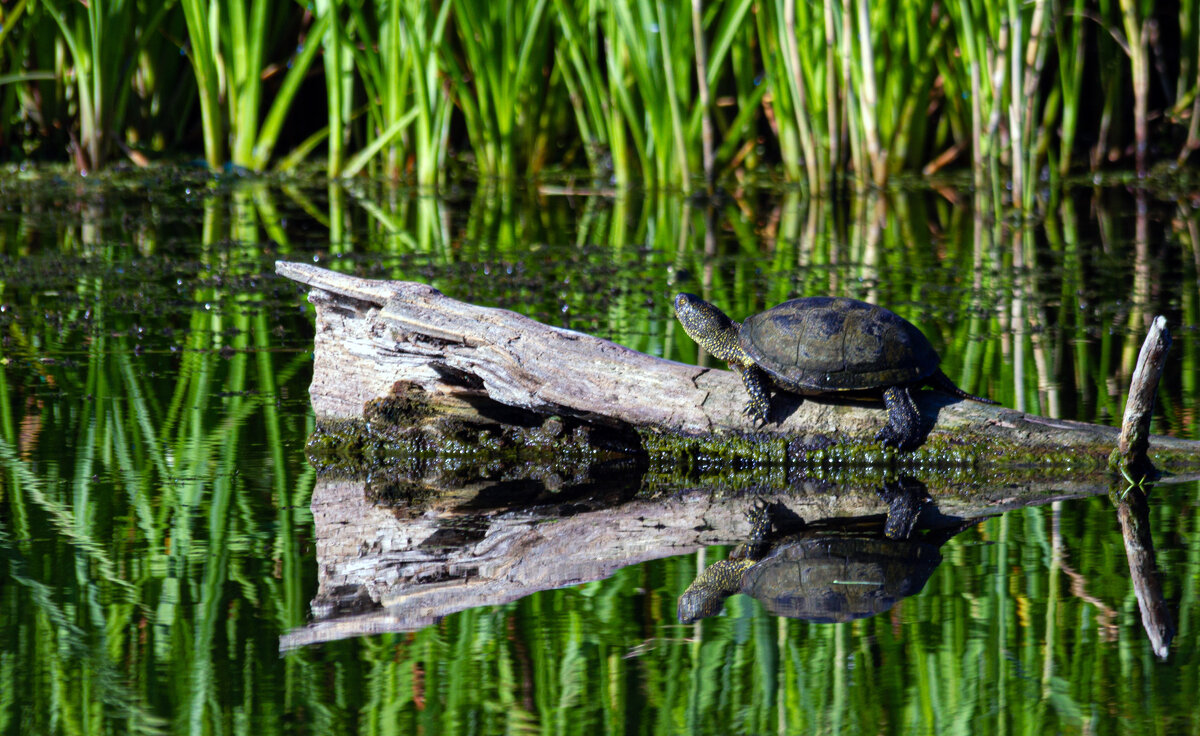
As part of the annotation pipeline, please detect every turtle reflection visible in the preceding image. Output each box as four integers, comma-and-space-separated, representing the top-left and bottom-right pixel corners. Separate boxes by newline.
678, 488, 971, 624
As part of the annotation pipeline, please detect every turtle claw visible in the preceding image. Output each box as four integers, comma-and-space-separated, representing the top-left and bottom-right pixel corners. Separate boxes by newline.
874, 426, 902, 449
742, 403, 770, 427
747, 497, 771, 526
875, 428, 920, 452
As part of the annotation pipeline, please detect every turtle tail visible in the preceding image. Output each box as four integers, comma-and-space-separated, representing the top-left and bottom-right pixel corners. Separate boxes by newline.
929, 369, 997, 404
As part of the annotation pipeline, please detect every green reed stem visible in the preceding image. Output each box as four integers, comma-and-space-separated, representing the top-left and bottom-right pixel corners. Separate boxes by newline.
178, 0, 223, 167
1118, 0, 1153, 176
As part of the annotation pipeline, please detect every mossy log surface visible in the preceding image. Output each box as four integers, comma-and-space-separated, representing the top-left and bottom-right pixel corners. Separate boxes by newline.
276, 261, 1200, 472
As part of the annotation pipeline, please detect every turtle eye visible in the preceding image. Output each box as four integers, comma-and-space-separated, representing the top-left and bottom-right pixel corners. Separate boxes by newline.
674, 293, 698, 312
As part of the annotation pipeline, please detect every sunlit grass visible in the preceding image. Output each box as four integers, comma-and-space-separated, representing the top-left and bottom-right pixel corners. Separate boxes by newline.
341, 0, 453, 184
27, 0, 185, 170
177, 0, 327, 171
444, 0, 555, 179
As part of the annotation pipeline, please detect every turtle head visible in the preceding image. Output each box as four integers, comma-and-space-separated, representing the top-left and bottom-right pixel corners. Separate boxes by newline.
677, 586, 725, 624
673, 293, 743, 363
676, 558, 752, 623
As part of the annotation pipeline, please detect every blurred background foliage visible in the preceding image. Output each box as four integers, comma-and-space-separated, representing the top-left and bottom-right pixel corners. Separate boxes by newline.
1, 0, 1200, 195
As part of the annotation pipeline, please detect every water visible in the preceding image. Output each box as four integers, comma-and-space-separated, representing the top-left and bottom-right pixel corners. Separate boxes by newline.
1, 171, 1198, 734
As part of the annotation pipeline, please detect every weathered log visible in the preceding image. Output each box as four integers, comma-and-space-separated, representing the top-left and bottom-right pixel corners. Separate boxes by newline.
276, 261, 1200, 470
276, 262, 1197, 649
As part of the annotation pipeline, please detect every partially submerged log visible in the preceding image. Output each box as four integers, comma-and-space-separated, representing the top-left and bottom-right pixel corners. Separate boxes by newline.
277, 262, 1197, 649
277, 261, 1200, 471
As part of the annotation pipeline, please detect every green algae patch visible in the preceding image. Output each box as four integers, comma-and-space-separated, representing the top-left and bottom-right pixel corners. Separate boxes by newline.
307, 413, 627, 476
630, 423, 1147, 500
306, 382, 640, 482
637, 424, 1115, 473
306, 381, 1183, 502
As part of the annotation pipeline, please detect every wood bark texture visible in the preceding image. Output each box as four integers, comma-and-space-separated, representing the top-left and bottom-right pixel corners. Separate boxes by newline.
1117, 315, 1170, 474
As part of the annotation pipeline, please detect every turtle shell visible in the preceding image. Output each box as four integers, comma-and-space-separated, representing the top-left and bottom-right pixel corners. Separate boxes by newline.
739, 297, 939, 392
740, 536, 942, 622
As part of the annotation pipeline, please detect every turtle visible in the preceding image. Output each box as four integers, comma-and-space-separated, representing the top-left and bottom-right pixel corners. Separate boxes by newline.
673, 293, 995, 449
676, 491, 966, 624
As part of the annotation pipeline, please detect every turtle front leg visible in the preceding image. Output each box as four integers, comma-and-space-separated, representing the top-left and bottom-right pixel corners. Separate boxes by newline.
737, 498, 773, 559
877, 479, 930, 540
733, 363, 772, 425
876, 385, 922, 450
678, 499, 773, 624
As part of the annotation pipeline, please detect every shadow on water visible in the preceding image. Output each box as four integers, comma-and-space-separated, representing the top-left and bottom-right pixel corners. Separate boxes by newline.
2, 170, 1200, 732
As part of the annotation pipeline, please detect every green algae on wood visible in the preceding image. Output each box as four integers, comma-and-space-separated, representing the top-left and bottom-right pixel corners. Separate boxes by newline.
307, 381, 1188, 514
306, 381, 639, 483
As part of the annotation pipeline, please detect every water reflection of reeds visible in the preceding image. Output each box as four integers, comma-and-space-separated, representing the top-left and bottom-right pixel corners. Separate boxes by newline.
0, 180, 1197, 731
1, 190, 317, 732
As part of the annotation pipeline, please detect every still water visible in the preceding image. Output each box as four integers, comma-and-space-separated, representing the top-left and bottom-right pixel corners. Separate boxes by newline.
1, 172, 1198, 734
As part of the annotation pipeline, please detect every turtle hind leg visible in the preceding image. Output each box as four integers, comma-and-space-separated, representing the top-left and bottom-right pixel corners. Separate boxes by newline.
876, 385, 923, 450
740, 498, 774, 559
929, 369, 997, 405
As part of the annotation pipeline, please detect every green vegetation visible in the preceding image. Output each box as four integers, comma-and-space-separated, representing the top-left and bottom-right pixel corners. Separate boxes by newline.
0, 186, 318, 732
1, 175, 1199, 731
3, 1, 1200, 189
178, 0, 328, 171
6, 0, 188, 170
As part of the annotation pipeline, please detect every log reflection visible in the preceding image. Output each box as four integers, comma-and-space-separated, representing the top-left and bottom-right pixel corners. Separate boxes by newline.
280, 460, 1156, 650
1111, 484, 1175, 659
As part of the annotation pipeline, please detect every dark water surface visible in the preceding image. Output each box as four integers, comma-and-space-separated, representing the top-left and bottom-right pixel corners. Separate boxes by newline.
1, 172, 1199, 734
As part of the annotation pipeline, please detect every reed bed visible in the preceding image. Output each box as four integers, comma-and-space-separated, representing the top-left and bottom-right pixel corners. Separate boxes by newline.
2, 1, 1200, 193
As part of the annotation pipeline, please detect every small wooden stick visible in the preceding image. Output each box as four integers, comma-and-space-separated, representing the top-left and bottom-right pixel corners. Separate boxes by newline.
1114, 316, 1171, 480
